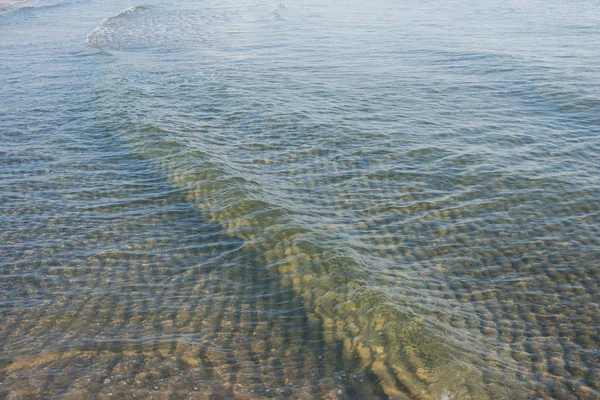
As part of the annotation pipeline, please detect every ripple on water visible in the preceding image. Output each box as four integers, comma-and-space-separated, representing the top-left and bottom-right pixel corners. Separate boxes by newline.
2, 0, 600, 398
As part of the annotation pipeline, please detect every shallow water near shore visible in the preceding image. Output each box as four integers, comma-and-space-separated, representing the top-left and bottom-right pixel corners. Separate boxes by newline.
1, 0, 600, 398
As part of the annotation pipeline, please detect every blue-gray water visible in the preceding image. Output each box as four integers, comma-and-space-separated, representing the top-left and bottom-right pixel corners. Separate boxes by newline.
1, 0, 600, 398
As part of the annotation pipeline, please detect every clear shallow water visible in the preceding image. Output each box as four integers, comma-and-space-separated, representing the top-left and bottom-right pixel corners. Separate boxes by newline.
1, 0, 600, 398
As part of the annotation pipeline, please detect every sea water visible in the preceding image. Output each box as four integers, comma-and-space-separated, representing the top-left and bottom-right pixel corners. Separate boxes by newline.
1, 0, 599, 398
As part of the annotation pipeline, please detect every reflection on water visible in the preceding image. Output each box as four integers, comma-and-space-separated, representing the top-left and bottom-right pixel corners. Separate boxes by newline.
1, 0, 600, 398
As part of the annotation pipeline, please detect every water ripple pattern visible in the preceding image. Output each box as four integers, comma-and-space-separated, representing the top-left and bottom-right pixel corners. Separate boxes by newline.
1, 0, 600, 398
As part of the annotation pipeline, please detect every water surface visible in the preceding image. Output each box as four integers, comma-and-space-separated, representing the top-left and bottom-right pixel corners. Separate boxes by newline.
1, 0, 600, 398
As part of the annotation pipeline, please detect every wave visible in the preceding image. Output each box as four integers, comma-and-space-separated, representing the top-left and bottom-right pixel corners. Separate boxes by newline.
86, 5, 227, 52
86, 1, 286, 53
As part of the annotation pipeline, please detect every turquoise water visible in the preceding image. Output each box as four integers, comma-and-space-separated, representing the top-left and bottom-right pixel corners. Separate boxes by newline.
1, 0, 600, 398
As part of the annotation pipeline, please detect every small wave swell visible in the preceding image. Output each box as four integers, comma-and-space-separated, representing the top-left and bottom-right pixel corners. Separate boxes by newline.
86, 5, 229, 52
